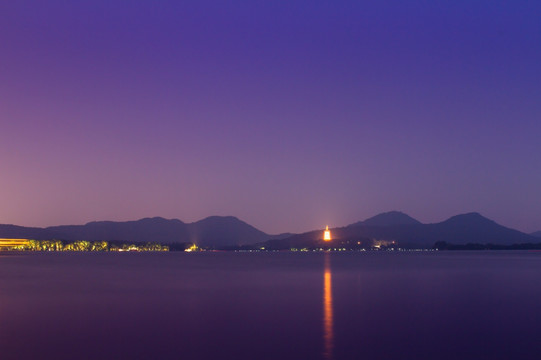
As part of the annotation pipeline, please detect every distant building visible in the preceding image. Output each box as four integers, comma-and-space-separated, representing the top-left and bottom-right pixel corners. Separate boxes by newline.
323, 226, 332, 241
0, 238, 30, 250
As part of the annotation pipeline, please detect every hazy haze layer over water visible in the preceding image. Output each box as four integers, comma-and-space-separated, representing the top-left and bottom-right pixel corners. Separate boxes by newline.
1, 252, 540, 360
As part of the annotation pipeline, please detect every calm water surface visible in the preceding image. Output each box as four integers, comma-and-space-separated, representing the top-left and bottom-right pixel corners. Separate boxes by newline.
1, 251, 540, 360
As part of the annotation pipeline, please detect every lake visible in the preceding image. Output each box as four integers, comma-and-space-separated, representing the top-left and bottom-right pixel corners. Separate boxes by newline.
1, 251, 540, 359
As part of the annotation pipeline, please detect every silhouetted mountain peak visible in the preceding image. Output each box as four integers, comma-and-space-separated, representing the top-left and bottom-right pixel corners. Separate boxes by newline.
349, 211, 421, 227
195, 215, 241, 224
84, 217, 185, 226
188, 215, 269, 247
442, 213, 496, 226
84, 220, 114, 226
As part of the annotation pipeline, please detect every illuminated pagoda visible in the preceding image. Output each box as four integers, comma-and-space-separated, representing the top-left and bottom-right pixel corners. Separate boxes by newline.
323, 225, 332, 241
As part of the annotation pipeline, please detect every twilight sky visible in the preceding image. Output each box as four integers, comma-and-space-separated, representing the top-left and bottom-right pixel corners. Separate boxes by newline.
1, 1, 540, 234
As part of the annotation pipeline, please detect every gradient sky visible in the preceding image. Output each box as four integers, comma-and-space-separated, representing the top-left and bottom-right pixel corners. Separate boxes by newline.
1, 1, 540, 234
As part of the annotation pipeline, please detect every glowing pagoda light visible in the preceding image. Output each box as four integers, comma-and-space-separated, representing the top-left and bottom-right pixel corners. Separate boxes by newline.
323, 226, 332, 241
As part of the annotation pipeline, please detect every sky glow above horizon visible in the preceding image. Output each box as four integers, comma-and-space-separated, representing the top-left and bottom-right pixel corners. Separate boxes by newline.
1, 1, 540, 233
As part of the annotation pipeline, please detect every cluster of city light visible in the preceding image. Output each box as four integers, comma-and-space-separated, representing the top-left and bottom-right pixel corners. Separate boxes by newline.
184, 244, 199, 252
1, 227, 436, 253
0, 239, 169, 252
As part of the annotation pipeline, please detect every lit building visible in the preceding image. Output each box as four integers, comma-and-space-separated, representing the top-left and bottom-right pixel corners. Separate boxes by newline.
0, 238, 30, 249
323, 226, 332, 241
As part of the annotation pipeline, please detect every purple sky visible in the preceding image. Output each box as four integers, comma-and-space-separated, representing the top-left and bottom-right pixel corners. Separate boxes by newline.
1, 1, 540, 234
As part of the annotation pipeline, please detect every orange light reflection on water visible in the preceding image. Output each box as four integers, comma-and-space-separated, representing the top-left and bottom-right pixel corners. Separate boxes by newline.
323, 253, 334, 360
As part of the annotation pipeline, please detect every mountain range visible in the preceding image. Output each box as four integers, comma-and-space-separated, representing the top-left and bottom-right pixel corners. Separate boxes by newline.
0, 211, 538, 248
0, 216, 290, 247
264, 211, 539, 249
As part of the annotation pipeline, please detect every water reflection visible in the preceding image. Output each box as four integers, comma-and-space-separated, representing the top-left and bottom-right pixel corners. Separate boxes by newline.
323, 252, 334, 360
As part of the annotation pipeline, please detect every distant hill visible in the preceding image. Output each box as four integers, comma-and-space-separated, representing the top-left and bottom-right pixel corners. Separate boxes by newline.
0, 224, 56, 240
348, 211, 421, 227
0, 216, 286, 247
187, 216, 269, 247
265, 212, 537, 249
47, 217, 190, 244
418, 213, 535, 246
531, 231, 541, 238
